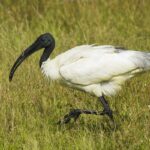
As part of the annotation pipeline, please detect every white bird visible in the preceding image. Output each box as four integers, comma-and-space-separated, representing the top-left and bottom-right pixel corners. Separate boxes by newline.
9, 33, 150, 125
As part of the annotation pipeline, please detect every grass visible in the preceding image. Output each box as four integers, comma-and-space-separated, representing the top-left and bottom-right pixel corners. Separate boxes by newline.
0, 0, 150, 149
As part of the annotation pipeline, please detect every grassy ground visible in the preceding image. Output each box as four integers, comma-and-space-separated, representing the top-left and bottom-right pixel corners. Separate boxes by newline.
0, 0, 150, 149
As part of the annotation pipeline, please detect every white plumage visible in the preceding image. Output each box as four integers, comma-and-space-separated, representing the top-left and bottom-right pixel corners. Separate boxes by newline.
41, 45, 150, 97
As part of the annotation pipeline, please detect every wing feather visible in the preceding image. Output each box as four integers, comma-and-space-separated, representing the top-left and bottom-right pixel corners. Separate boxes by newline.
59, 52, 138, 85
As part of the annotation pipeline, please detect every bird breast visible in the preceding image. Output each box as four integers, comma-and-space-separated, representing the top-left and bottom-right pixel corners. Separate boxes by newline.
41, 59, 61, 80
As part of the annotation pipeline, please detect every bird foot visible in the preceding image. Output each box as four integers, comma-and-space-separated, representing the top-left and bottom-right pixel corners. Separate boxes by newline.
102, 108, 113, 119
57, 108, 116, 130
102, 108, 117, 130
57, 109, 81, 124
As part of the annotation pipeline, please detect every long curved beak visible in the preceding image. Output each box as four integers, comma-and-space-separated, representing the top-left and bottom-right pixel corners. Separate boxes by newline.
9, 37, 43, 81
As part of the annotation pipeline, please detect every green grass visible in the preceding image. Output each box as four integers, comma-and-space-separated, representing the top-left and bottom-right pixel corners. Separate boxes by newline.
1, 0, 150, 149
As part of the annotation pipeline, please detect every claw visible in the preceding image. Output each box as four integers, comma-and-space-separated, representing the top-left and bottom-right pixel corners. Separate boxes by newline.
57, 109, 82, 125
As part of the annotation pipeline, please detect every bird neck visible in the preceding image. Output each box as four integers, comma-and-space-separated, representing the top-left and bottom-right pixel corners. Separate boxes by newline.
39, 37, 55, 67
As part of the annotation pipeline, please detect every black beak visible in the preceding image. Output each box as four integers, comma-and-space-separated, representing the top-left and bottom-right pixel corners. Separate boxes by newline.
9, 33, 55, 81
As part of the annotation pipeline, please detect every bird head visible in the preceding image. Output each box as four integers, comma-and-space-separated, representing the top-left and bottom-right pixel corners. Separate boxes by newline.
9, 33, 55, 81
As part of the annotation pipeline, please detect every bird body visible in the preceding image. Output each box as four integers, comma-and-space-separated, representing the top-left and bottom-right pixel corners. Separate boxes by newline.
41, 45, 150, 97
9, 33, 150, 125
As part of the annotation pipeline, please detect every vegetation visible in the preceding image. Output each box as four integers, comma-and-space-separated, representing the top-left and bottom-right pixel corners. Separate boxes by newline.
0, 0, 150, 149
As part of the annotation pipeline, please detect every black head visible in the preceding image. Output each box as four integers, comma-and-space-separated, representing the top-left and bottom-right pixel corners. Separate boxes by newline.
9, 33, 55, 81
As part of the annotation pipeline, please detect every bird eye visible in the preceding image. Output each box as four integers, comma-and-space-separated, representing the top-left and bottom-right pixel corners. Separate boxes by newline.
40, 34, 52, 47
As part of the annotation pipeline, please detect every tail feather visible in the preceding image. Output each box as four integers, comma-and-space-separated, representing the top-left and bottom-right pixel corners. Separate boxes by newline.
132, 51, 150, 71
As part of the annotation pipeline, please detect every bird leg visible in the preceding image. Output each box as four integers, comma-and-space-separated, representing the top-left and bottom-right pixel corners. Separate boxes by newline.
57, 96, 115, 125
57, 109, 104, 124
99, 96, 114, 122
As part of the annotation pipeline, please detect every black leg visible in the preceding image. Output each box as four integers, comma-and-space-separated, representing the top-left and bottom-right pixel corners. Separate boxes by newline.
57, 108, 105, 124
57, 96, 115, 125
99, 96, 114, 121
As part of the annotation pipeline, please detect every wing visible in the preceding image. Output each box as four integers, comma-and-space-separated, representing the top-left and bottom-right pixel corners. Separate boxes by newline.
55, 45, 124, 66
59, 51, 139, 85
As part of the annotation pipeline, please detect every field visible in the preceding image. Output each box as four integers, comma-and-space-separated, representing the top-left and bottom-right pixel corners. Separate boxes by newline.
0, 0, 150, 149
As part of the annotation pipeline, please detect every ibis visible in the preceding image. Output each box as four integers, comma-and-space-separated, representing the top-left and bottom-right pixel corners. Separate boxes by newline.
9, 33, 150, 125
